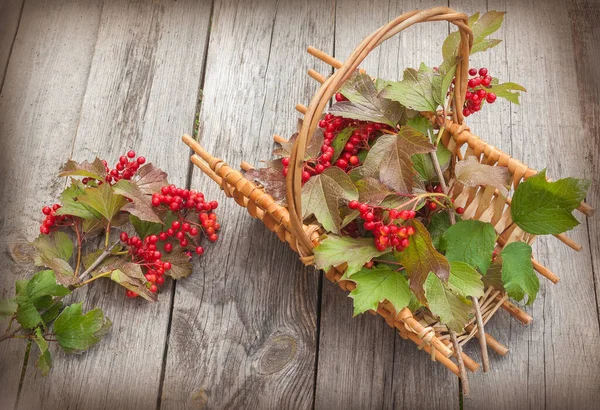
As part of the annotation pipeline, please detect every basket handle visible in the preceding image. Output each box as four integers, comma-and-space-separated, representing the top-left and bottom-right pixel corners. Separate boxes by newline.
287, 7, 473, 254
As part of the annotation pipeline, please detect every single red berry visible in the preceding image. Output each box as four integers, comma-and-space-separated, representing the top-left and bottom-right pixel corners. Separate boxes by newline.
208, 234, 218, 242
120, 232, 129, 242
302, 171, 311, 183
195, 246, 204, 255
456, 207, 465, 214
159, 232, 167, 241
406, 226, 416, 236
486, 92, 497, 103
163, 262, 172, 271
400, 238, 410, 249
348, 200, 359, 210
42, 206, 52, 215
190, 227, 199, 236
171, 221, 181, 230
336, 159, 348, 169
180, 239, 188, 247
364, 212, 375, 222
428, 202, 437, 211
164, 243, 173, 252
315, 164, 325, 173
127, 150, 136, 158
468, 68, 478, 76
479, 67, 488, 76
349, 156, 359, 166
282, 157, 290, 166
149, 284, 158, 293
358, 203, 369, 214
137, 156, 146, 164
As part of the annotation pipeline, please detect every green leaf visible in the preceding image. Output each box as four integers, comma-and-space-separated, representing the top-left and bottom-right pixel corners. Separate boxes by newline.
78, 182, 128, 222
31, 232, 76, 286
41, 300, 63, 325
485, 80, 527, 104
111, 263, 157, 302
359, 126, 435, 194
438, 64, 456, 105
424, 273, 473, 332
302, 167, 358, 233
113, 179, 162, 223
129, 214, 163, 239
511, 169, 590, 235
55, 179, 101, 219
396, 220, 450, 302
501, 242, 539, 305
329, 72, 405, 127
483, 259, 504, 290
330, 127, 355, 163
34, 327, 52, 376
440, 220, 497, 274
406, 115, 433, 136
455, 156, 511, 196
348, 265, 411, 316
59, 158, 106, 180
313, 235, 389, 277
0, 298, 17, 317
471, 38, 502, 54
412, 145, 451, 184
15, 270, 70, 329
448, 261, 485, 299
381, 63, 438, 112
472, 11, 505, 41
428, 212, 453, 249
161, 246, 193, 280
53, 302, 112, 354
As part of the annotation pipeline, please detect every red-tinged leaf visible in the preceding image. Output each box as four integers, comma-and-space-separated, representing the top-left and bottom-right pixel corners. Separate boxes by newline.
329, 71, 405, 127
355, 177, 395, 206
396, 219, 450, 302
455, 157, 511, 196
130, 163, 168, 195
313, 235, 389, 277
31, 232, 77, 286
161, 246, 192, 280
359, 125, 435, 194
272, 128, 324, 160
59, 158, 106, 180
301, 167, 358, 233
111, 263, 157, 302
245, 166, 287, 204
113, 179, 162, 223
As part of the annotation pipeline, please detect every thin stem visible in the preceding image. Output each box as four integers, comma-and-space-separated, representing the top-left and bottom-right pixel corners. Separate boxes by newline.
15, 339, 32, 408
74, 221, 83, 277
450, 330, 470, 397
77, 240, 120, 281
104, 222, 111, 249
76, 271, 111, 287
372, 259, 403, 267
428, 133, 491, 373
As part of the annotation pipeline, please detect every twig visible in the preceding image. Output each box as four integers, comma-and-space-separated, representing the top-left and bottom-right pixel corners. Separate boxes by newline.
472, 296, 490, 371
450, 330, 470, 396
77, 241, 120, 281
15, 339, 32, 408
429, 130, 490, 373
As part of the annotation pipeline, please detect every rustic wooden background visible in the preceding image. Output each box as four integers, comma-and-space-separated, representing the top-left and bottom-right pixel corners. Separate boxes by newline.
0, 0, 598, 409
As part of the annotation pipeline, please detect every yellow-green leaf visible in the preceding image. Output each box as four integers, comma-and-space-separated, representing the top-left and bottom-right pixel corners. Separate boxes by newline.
349, 265, 411, 316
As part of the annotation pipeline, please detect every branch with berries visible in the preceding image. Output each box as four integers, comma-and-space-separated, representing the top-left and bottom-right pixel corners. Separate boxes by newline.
0, 150, 220, 376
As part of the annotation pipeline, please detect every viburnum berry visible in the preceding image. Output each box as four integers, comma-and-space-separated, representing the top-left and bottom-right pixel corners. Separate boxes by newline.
456, 207, 465, 215
351, 201, 417, 251
456, 67, 498, 117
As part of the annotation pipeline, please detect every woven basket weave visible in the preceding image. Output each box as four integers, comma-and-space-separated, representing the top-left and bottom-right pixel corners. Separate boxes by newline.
182, 7, 593, 376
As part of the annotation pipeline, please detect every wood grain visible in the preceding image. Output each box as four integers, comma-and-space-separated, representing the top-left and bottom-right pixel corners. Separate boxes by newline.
14, 1, 212, 409
462, 1, 600, 409
0, 0, 23, 90
0, 1, 102, 407
313, 1, 459, 409
159, 0, 332, 408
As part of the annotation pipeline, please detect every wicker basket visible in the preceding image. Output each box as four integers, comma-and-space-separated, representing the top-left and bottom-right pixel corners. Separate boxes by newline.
182, 7, 593, 377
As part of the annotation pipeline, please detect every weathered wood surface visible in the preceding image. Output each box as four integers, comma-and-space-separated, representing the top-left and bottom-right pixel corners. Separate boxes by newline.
160, 0, 331, 408
0, 0, 598, 409
0, 1, 103, 407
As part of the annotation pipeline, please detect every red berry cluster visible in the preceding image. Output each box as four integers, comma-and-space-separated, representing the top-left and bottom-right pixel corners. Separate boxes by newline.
120, 232, 171, 296
281, 107, 390, 183
463, 67, 497, 117
39, 204, 72, 234
348, 200, 417, 252
151, 184, 219, 244
82, 150, 146, 186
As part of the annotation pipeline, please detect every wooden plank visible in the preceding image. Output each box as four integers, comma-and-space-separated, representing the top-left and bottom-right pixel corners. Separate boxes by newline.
567, 0, 600, 345
0, 0, 23, 89
159, 0, 333, 408
0, 0, 102, 407
314, 2, 459, 409
462, 1, 600, 408
15, 1, 212, 409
